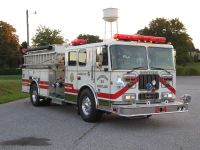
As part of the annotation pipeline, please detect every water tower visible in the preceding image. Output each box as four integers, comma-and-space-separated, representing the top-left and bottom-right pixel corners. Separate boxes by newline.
103, 8, 119, 39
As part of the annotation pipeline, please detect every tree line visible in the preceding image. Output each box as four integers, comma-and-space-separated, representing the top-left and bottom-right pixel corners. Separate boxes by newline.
0, 18, 198, 69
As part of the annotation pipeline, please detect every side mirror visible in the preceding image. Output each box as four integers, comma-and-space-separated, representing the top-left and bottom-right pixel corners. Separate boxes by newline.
116, 77, 125, 87
96, 62, 102, 69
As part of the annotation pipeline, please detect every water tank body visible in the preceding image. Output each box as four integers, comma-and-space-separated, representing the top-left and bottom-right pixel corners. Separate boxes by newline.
103, 8, 118, 22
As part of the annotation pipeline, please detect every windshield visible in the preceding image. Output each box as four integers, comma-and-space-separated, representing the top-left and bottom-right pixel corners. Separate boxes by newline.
148, 47, 174, 70
110, 45, 148, 70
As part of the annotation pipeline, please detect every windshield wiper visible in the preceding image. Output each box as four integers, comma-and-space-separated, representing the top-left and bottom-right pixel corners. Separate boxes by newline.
127, 66, 147, 74
150, 67, 171, 75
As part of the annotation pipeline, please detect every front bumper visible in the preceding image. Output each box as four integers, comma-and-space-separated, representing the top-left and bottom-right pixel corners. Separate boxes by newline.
111, 100, 189, 117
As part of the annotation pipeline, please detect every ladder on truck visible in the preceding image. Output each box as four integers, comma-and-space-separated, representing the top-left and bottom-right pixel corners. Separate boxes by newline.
24, 45, 65, 68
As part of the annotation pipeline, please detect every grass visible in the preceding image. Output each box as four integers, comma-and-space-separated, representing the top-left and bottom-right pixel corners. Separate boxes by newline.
0, 75, 28, 104
190, 62, 200, 71
177, 62, 200, 76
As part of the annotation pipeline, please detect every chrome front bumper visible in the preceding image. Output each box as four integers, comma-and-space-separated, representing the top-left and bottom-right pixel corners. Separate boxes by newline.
111, 100, 189, 117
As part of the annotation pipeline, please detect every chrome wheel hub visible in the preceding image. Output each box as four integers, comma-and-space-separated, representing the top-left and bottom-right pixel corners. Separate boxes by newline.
32, 90, 37, 103
82, 97, 92, 116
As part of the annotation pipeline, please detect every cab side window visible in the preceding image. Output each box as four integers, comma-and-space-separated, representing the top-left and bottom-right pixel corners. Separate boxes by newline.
68, 51, 77, 66
96, 46, 108, 66
79, 49, 87, 66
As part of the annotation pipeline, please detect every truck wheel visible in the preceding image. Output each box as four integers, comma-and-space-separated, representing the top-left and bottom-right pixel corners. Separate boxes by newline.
30, 83, 42, 106
79, 89, 103, 122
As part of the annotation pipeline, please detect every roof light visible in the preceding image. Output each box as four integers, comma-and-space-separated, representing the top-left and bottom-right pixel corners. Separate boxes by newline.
71, 39, 87, 46
113, 34, 166, 43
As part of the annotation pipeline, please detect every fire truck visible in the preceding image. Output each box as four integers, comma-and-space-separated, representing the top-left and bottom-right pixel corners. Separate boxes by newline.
22, 34, 191, 122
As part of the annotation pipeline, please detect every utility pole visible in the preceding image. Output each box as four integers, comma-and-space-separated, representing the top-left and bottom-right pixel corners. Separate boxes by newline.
26, 9, 29, 47
26, 10, 37, 47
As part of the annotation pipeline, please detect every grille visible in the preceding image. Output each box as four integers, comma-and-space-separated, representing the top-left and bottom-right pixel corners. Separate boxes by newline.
139, 93, 159, 100
139, 74, 159, 90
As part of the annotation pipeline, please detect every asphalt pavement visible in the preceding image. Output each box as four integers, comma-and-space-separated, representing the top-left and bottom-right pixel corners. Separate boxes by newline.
0, 76, 200, 150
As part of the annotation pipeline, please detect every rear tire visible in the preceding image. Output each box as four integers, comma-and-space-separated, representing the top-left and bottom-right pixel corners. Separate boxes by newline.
30, 84, 52, 106
79, 89, 103, 122
30, 83, 41, 106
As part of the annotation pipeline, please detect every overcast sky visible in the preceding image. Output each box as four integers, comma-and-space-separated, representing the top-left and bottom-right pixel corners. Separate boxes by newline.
0, 0, 199, 49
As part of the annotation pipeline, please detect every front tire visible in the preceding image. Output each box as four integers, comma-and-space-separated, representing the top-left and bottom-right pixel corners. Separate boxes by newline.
79, 89, 103, 122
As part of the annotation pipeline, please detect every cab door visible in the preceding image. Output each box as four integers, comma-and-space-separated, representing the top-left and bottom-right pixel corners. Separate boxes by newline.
65, 51, 78, 103
94, 46, 111, 110
77, 48, 95, 90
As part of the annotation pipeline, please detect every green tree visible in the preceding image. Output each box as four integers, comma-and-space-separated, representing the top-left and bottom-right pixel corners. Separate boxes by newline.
20, 41, 27, 49
0, 21, 20, 68
137, 18, 195, 65
77, 34, 103, 44
32, 25, 64, 46
19, 41, 27, 53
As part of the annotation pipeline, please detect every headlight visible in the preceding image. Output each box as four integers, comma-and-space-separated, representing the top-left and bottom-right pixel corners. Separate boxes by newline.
123, 94, 136, 101
162, 92, 173, 99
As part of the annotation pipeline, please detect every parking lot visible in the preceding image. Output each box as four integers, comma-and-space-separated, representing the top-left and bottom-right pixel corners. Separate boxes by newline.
0, 76, 200, 150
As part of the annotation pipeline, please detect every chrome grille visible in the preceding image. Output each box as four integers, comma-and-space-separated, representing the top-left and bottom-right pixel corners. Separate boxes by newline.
139, 74, 159, 90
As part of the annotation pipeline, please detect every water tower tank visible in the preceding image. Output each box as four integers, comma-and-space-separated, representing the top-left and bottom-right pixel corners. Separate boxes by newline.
103, 8, 118, 22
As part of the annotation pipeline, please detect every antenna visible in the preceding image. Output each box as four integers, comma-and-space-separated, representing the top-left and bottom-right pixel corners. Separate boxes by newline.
103, 8, 119, 39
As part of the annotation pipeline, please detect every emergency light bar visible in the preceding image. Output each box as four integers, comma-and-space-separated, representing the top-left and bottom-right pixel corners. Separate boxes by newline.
113, 34, 166, 43
71, 39, 87, 46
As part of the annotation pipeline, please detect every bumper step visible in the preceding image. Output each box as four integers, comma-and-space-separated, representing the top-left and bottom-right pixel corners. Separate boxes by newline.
111, 101, 189, 117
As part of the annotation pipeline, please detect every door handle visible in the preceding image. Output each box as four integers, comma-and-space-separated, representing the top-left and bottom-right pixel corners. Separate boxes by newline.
77, 76, 81, 80
91, 66, 93, 80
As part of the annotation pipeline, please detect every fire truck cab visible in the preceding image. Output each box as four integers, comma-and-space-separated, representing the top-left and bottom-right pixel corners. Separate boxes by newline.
22, 34, 191, 122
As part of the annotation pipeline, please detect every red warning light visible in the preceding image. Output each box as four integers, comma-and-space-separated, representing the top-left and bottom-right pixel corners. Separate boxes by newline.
113, 34, 166, 43
71, 39, 87, 46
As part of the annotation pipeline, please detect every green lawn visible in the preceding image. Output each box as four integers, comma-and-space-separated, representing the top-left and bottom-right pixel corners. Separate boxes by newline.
0, 75, 28, 104
190, 62, 200, 71
177, 62, 200, 76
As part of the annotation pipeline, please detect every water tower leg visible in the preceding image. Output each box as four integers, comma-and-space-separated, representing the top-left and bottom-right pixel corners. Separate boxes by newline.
116, 20, 119, 33
104, 21, 107, 40
110, 22, 112, 38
